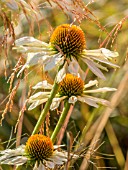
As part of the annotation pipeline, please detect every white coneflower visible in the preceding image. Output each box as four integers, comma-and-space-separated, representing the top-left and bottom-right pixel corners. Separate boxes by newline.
28, 74, 116, 111
14, 24, 119, 81
0, 134, 70, 169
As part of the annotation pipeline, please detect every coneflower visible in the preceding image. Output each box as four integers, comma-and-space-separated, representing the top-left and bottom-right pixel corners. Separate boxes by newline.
0, 134, 71, 169
14, 24, 119, 80
28, 74, 116, 111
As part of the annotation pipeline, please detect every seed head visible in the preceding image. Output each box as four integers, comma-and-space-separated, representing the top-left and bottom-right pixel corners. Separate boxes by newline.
50, 24, 86, 58
59, 74, 84, 97
25, 134, 54, 163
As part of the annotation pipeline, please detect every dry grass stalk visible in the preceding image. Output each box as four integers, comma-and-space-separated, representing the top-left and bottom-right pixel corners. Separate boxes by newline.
105, 120, 125, 169
57, 105, 74, 145
0, 80, 20, 125
79, 60, 128, 170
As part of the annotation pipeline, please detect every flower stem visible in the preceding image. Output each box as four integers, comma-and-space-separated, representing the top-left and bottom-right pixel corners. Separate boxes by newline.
32, 80, 59, 135
51, 101, 71, 143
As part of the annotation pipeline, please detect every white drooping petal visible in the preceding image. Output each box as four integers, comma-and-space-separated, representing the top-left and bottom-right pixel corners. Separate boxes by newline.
101, 48, 119, 59
13, 46, 50, 53
44, 53, 62, 71
33, 162, 46, 170
56, 64, 66, 83
50, 96, 67, 110
50, 98, 61, 110
46, 161, 55, 168
32, 80, 53, 90
68, 57, 86, 80
29, 92, 50, 102
53, 145, 65, 149
94, 62, 108, 71
84, 80, 98, 89
81, 58, 106, 80
82, 48, 119, 70
79, 95, 112, 107
50, 150, 67, 164
89, 54, 119, 68
84, 48, 118, 59
84, 87, 117, 93
17, 52, 49, 77
15, 36, 48, 47
26, 53, 47, 66
68, 58, 79, 75
28, 98, 48, 110
0, 145, 25, 159
0, 145, 27, 165
17, 64, 29, 77
77, 96, 99, 108
0, 156, 27, 165
68, 96, 77, 104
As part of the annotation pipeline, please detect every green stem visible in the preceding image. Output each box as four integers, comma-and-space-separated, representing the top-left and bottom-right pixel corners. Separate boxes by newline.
51, 101, 71, 143
32, 80, 59, 135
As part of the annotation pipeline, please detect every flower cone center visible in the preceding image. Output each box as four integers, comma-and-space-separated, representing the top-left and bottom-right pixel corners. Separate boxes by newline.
50, 24, 86, 58
59, 74, 84, 97
25, 134, 54, 162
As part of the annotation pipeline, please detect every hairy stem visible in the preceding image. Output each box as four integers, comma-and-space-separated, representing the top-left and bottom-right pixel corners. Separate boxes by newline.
51, 101, 71, 143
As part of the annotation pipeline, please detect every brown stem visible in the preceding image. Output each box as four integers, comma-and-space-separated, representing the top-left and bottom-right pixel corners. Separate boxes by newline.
57, 105, 74, 145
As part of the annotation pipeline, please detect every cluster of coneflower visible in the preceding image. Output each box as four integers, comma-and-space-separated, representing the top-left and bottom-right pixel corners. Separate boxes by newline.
0, 24, 119, 169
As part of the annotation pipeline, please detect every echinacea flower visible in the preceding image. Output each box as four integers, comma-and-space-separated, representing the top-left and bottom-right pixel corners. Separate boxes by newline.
14, 24, 119, 80
28, 74, 116, 111
0, 134, 70, 169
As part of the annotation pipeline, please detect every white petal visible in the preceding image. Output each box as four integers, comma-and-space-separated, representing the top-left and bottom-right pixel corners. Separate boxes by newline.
50, 97, 66, 110
13, 46, 49, 53
15, 36, 48, 47
0, 145, 27, 165
26, 53, 45, 66
33, 162, 46, 170
101, 48, 119, 58
89, 54, 119, 68
68, 58, 79, 75
28, 98, 48, 110
46, 161, 55, 168
17, 64, 29, 77
32, 81, 53, 90
17, 52, 48, 77
84, 80, 98, 89
29, 92, 50, 102
84, 48, 118, 59
84, 87, 116, 93
79, 95, 112, 107
77, 96, 98, 108
68, 57, 86, 80
49, 150, 68, 164
81, 58, 106, 80
68, 96, 77, 104
56, 65, 66, 83
1, 156, 27, 165
50, 98, 61, 110
44, 53, 62, 71
53, 145, 65, 149
0, 145, 25, 160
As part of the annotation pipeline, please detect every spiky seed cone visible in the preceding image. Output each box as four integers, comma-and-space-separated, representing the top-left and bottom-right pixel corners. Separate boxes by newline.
50, 24, 86, 58
25, 134, 54, 163
59, 74, 84, 97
